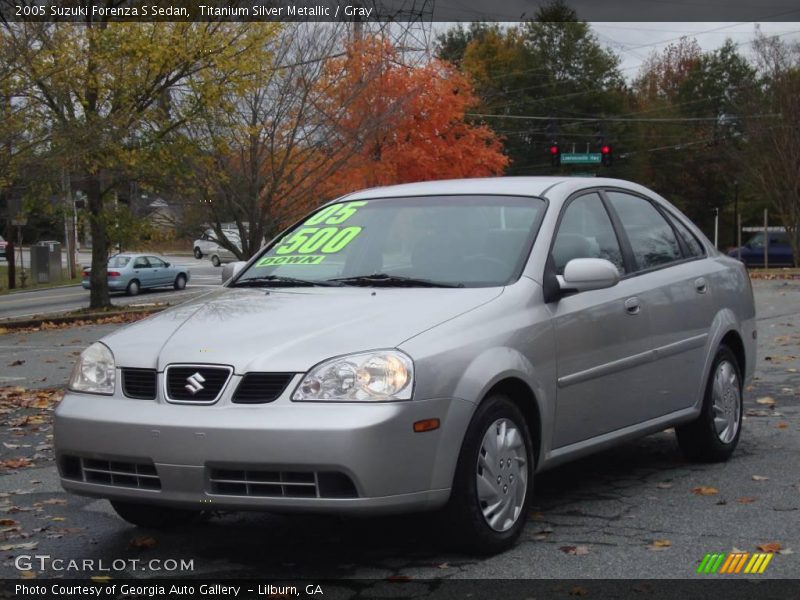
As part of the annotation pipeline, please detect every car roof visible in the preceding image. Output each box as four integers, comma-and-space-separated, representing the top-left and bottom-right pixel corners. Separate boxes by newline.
338, 176, 657, 203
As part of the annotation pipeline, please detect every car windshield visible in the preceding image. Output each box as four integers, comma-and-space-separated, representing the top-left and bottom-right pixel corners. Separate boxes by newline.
234, 195, 545, 288
108, 256, 131, 268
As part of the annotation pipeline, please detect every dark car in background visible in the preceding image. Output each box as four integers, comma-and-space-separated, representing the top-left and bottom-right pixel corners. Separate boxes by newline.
728, 231, 794, 267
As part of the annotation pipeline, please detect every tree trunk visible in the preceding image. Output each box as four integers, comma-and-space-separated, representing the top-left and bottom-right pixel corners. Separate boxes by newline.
87, 174, 111, 309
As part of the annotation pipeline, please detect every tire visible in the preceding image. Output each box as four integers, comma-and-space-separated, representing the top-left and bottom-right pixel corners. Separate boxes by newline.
110, 500, 197, 529
676, 345, 743, 462
193, 247, 202, 259
211, 255, 221, 267
126, 279, 140, 296
445, 394, 535, 554
174, 274, 187, 290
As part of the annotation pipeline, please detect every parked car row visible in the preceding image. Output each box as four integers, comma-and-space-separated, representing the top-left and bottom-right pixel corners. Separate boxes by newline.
81, 253, 190, 296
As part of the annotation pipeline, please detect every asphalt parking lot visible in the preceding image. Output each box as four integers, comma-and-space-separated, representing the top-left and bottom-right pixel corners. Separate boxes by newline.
0, 279, 797, 584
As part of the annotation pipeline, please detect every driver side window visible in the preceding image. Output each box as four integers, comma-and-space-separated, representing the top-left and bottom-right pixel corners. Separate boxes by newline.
552, 194, 625, 275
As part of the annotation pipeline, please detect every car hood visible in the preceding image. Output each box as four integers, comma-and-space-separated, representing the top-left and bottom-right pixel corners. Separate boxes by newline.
103, 286, 503, 372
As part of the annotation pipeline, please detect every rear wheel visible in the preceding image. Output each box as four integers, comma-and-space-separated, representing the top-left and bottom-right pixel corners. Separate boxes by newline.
126, 279, 140, 296
445, 394, 534, 554
676, 345, 743, 462
193, 247, 202, 259
111, 500, 197, 529
211, 255, 221, 267
174, 274, 187, 290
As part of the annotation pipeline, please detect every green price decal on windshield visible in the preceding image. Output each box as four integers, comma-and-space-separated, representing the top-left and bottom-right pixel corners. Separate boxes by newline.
260, 201, 367, 266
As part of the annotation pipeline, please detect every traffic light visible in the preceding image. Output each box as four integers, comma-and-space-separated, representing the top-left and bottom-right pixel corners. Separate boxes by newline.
549, 144, 560, 167
601, 144, 613, 167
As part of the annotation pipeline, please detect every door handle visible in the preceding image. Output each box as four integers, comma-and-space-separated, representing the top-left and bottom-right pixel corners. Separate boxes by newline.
624, 296, 641, 315
694, 277, 708, 294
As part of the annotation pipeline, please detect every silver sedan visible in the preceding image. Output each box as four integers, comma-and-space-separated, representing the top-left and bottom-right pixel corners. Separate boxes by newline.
81, 253, 191, 296
57, 177, 755, 554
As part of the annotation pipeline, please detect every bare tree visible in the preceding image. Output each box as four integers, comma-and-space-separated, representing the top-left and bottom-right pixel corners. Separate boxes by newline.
185, 23, 419, 260
739, 30, 800, 265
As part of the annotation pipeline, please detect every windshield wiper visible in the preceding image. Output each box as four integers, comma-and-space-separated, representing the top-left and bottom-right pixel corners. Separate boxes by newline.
328, 273, 463, 288
232, 275, 343, 288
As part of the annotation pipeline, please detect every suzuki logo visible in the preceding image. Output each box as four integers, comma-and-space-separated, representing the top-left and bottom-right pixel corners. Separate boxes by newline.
185, 372, 206, 395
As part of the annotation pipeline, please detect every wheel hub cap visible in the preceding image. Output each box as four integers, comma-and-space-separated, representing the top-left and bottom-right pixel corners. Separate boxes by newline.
476, 418, 528, 532
711, 360, 741, 444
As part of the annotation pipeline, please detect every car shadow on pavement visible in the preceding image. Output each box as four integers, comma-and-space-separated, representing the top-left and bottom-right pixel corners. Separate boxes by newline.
83, 429, 737, 578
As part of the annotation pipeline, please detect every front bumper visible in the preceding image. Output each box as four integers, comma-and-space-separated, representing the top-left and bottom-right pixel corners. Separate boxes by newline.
54, 382, 474, 514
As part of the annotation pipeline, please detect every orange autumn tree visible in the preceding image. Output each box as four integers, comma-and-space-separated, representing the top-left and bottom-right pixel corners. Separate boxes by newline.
314, 37, 508, 200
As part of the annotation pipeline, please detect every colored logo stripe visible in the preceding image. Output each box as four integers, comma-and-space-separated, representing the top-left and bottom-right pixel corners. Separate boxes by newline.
698, 552, 773, 574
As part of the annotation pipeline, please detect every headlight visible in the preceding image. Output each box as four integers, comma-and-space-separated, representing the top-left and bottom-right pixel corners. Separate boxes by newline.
293, 350, 413, 402
68, 342, 116, 395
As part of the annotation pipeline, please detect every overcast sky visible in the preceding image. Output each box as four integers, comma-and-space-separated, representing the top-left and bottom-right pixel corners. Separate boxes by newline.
430, 22, 800, 80
590, 22, 800, 76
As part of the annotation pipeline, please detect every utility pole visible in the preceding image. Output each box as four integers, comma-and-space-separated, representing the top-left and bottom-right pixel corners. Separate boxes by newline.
62, 168, 75, 279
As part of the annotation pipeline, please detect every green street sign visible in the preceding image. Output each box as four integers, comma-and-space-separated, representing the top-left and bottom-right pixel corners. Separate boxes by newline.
561, 153, 602, 165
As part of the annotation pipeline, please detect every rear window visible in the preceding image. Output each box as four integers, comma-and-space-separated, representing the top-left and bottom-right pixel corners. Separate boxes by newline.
108, 256, 131, 267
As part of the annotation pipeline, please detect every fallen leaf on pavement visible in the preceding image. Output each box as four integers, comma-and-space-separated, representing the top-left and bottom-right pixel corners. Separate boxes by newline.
756, 397, 776, 407
40, 499, 66, 506
0, 458, 33, 471
736, 497, 757, 504
569, 586, 589, 596
0, 519, 17, 526
756, 542, 781, 553
646, 539, 672, 551
437, 563, 449, 569
0, 542, 37, 551
656, 482, 673, 489
560, 545, 590, 555
129, 536, 157, 550
776, 422, 789, 429
752, 475, 769, 481
8, 360, 25, 367
19, 571, 36, 579
91, 576, 111, 582
692, 486, 719, 496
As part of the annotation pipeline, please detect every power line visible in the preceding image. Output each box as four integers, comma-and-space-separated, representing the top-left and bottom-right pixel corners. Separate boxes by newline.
466, 113, 781, 123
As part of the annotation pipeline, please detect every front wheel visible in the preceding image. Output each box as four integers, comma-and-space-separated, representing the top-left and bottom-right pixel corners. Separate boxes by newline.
445, 394, 534, 554
174, 274, 187, 290
676, 345, 743, 462
111, 500, 198, 529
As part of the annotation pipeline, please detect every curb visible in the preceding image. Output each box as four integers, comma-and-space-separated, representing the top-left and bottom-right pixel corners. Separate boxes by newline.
0, 305, 168, 330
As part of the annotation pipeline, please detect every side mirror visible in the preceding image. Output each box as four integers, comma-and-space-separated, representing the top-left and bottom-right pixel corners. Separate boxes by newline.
222, 261, 247, 283
558, 258, 620, 294
164, 262, 171, 267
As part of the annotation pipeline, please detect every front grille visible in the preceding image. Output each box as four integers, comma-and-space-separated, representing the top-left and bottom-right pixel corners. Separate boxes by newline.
165, 365, 232, 403
232, 373, 294, 404
208, 468, 357, 498
60, 456, 161, 490
121, 368, 157, 400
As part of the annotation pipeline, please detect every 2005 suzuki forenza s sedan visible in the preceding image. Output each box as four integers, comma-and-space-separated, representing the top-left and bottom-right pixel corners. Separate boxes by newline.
55, 177, 755, 553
